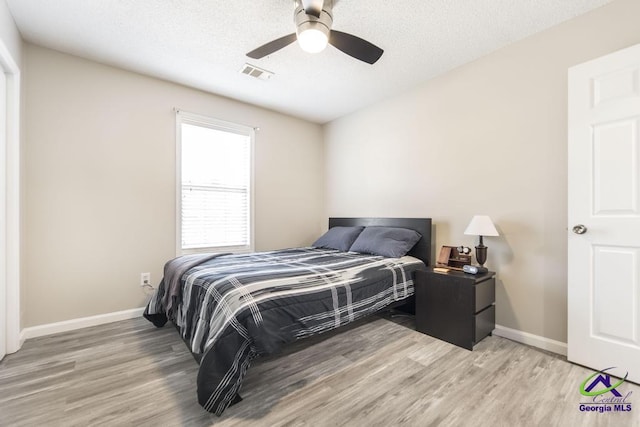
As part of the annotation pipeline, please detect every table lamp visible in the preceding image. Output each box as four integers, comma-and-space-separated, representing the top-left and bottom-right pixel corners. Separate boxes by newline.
464, 215, 499, 267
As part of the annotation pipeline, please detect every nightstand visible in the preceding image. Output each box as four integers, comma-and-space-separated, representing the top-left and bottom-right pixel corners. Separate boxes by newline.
415, 268, 495, 350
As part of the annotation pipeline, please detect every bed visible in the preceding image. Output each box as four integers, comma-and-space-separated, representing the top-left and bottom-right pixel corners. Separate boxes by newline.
144, 217, 432, 415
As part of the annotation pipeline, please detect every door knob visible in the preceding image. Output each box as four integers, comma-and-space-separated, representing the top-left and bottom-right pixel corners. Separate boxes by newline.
572, 224, 587, 234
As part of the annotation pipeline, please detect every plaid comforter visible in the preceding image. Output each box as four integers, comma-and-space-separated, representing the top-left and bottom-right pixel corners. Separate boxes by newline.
144, 247, 425, 415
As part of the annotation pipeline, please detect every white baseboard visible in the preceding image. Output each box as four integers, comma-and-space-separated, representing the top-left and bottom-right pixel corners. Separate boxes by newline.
18, 329, 26, 348
493, 324, 567, 356
21, 307, 146, 341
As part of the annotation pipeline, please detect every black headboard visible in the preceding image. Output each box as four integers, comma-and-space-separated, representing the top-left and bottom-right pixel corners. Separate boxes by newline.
328, 217, 432, 266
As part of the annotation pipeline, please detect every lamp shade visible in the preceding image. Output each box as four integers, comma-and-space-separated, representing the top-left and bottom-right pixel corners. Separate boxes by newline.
464, 215, 499, 236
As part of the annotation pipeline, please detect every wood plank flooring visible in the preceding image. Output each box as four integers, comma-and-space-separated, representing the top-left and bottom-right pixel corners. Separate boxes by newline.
1, 314, 638, 426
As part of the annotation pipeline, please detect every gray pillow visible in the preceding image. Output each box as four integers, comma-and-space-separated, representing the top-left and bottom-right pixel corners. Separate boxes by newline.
312, 226, 365, 252
349, 226, 421, 258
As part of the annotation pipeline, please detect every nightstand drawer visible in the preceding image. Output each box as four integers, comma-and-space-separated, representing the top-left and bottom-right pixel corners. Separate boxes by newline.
474, 277, 495, 313
474, 304, 495, 343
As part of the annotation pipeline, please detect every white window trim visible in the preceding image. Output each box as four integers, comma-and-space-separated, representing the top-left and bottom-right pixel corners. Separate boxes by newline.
175, 109, 255, 256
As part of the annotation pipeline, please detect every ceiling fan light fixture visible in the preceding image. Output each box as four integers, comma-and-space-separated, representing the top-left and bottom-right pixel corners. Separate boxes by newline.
246, 0, 383, 64
294, 1, 332, 54
297, 27, 328, 53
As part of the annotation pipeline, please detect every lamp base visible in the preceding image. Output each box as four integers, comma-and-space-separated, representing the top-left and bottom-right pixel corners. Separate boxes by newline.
475, 245, 487, 267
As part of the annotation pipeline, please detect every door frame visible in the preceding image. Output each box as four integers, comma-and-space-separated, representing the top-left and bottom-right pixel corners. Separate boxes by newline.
0, 38, 21, 354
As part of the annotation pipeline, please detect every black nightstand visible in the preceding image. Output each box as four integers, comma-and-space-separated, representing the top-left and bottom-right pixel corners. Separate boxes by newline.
415, 268, 495, 350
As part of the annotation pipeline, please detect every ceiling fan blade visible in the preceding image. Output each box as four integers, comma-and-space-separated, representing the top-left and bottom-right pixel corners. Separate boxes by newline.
246, 33, 297, 59
300, 0, 324, 18
329, 30, 383, 64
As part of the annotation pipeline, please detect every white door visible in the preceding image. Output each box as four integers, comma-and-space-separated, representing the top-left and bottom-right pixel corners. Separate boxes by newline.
0, 70, 6, 361
568, 43, 640, 382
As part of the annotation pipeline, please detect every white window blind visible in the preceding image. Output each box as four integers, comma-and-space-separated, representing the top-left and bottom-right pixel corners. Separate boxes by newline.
177, 112, 254, 252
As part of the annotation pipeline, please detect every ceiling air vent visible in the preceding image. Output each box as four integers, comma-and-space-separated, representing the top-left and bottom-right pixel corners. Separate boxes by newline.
239, 63, 274, 81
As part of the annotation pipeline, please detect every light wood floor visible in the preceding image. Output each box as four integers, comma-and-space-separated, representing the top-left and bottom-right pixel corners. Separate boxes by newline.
0, 314, 638, 427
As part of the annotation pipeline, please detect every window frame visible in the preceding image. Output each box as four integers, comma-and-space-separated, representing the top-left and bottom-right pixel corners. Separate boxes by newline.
175, 110, 255, 256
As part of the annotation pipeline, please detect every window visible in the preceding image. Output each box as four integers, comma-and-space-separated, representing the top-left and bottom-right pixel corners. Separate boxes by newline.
176, 111, 254, 254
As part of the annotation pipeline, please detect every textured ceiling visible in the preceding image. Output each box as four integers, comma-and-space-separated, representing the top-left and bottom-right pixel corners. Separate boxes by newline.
7, 0, 613, 123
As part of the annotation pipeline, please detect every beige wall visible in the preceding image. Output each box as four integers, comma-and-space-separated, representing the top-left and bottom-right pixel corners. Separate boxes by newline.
23, 44, 324, 327
324, 0, 640, 343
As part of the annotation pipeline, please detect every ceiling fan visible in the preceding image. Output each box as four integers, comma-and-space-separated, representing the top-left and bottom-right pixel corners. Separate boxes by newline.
246, 0, 383, 64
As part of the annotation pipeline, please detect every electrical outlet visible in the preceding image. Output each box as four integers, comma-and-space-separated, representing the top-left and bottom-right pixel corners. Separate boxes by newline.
140, 272, 151, 287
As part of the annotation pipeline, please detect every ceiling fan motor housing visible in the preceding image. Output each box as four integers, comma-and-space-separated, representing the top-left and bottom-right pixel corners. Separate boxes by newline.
294, 1, 333, 41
